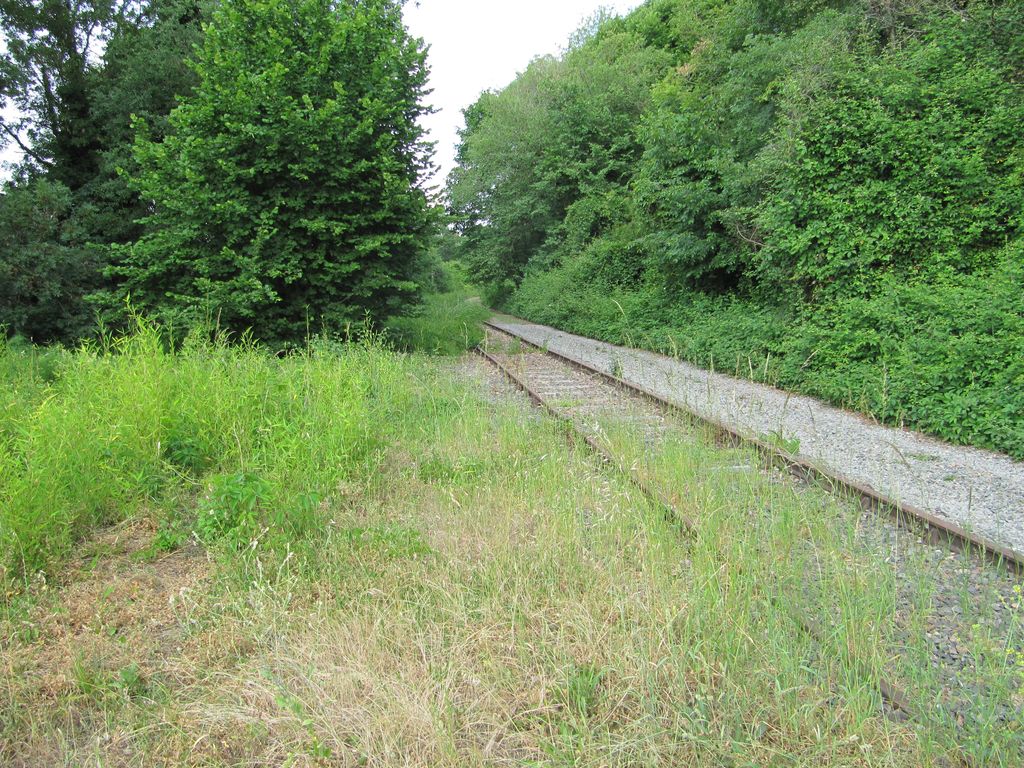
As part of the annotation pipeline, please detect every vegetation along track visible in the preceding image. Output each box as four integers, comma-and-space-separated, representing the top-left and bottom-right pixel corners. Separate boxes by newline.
484, 319, 1024, 573
478, 323, 1024, 761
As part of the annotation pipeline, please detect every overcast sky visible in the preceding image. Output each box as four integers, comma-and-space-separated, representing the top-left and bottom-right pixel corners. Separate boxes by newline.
404, 0, 643, 191
2, 1, 643, 184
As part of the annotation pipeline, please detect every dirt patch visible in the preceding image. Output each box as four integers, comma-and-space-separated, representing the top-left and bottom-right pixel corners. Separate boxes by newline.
0, 518, 208, 763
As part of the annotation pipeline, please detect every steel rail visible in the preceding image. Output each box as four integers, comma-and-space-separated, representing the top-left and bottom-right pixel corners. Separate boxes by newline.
484, 318, 1024, 577
474, 338, 924, 727
473, 346, 697, 533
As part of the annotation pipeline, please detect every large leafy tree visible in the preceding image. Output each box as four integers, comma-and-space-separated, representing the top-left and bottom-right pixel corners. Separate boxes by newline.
109, 0, 434, 343
0, 179, 97, 340
0, 0, 124, 342
0, 0, 206, 342
447, 63, 565, 296
448, 19, 668, 299
0, 0, 136, 187
80, 0, 207, 246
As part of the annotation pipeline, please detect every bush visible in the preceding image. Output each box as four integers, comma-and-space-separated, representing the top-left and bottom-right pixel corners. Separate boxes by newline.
778, 265, 1024, 456
510, 255, 788, 372
756, 15, 1024, 299
0, 319, 411, 581
194, 472, 271, 547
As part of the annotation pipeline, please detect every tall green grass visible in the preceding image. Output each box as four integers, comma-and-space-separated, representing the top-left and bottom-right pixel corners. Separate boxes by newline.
386, 263, 490, 355
600, 420, 1024, 763
0, 321, 412, 583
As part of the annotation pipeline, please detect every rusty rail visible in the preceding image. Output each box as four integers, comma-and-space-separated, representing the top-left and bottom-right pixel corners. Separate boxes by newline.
474, 346, 697, 533
475, 336, 927, 727
484, 318, 1024, 577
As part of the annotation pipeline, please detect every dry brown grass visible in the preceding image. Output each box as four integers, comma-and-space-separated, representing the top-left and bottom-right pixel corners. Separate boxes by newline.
1, 518, 208, 765
0, 361, 965, 766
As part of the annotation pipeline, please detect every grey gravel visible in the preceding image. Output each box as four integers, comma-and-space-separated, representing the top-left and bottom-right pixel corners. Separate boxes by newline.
489, 316, 1024, 556
446, 355, 530, 407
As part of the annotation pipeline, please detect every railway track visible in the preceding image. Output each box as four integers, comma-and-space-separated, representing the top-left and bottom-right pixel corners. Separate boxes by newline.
483, 319, 1024, 575
476, 321, 1024, 762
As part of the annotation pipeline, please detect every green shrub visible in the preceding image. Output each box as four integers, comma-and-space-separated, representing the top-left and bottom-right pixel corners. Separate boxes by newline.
194, 472, 271, 547
0, 320, 411, 582
756, 14, 1024, 299
778, 265, 1024, 455
511, 256, 788, 374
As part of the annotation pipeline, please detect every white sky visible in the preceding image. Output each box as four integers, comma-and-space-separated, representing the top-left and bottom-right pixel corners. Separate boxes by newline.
404, 0, 643, 192
2, 1, 644, 184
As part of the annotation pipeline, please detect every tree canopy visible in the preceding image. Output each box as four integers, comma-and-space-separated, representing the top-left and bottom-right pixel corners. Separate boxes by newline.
0, 0, 208, 342
104, 0, 433, 343
1, 0, 436, 345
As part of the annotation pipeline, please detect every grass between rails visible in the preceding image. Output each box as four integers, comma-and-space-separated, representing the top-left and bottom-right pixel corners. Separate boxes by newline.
0, 328, 1018, 765
597, 419, 1024, 764
483, 328, 1024, 763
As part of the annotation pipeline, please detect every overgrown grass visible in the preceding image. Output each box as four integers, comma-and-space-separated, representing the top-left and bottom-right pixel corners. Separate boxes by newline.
598, 420, 1024, 764
0, 320, 411, 582
386, 263, 489, 355
2, 324, 1020, 765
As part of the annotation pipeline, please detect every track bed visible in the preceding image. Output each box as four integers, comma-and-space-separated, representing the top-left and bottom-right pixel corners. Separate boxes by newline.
487, 315, 1024, 561
481, 324, 1024, 759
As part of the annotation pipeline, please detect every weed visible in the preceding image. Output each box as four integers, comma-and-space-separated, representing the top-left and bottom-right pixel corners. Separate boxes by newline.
761, 429, 801, 456
153, 521, 189, 556
336, 524, 432, 563
0, 321, 407, 579
71, 656, 148, 705
564, 663, 603, 720
163, 429, 213, 474
194, 472, 271, 547
274, 688, 334, 761
417, 454, 486, 485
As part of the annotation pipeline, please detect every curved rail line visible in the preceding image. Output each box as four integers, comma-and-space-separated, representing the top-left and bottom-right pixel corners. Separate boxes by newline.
473, 339, 921, 727
484, 318, 1024, 577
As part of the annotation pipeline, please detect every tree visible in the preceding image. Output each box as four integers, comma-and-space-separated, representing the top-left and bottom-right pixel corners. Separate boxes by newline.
0, 179, 97, 342
446, 71, 566, 295
447, 23, 668, 298
106, 0, 434, 343
0, 0, 206, 342
0, 0, 142, 188
80, 0, 207, 246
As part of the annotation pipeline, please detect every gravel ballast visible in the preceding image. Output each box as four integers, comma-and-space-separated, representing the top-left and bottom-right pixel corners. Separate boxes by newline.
489, 316, 1024, 556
